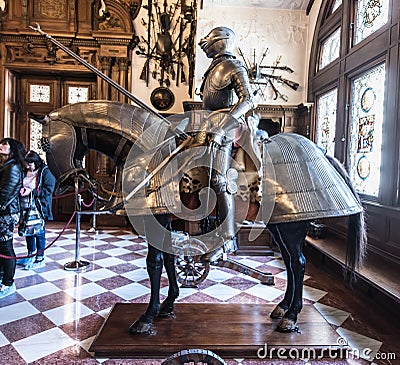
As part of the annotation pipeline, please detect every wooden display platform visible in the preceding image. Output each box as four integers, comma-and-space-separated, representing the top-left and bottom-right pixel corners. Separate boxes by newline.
89, 303, 345, 360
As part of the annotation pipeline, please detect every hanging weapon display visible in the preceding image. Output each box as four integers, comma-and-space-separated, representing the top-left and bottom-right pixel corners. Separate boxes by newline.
238, 48, 299, 102
136, 0, 197, 96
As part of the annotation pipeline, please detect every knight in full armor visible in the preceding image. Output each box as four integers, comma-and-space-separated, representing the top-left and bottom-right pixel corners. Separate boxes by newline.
197, 26, 257, 262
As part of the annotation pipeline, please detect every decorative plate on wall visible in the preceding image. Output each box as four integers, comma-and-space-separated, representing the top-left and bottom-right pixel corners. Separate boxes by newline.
360, 87, 376, 113
150, 87, 175, 111
357, 155, 371, 180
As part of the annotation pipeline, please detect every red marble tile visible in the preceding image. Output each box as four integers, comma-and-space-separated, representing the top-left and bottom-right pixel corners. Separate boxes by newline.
101, 236, 128, 242
256, 263, 285, 275
14, 274, 47, 289
130, 293, 160, 305
226, 292, 269, 304
222, 276, 260, 291
79, 236, 98, 242
47, 251, 76, 261
81, 251, 112, 261
59, 313, 104, 341
273, 277, 289, 291
178, 291, 223, 303
116, 252, 144, 261
81, 292, 125, 312
56, 244, 78, 251
52, 276, 91, 290
0, 313, 56, 342
96, 275, 133, 290
93, 244, 122, 251
0, 291, 24, 308
107, 262, 140, 274
29, 344, 98, 364
30, 291, 76, 312
0, 344, 26, 363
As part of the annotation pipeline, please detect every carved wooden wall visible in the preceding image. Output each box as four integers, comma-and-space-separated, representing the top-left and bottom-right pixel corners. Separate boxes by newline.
0, 0, 141, 221
182, 101, 312, 136
0, 0, 141, 135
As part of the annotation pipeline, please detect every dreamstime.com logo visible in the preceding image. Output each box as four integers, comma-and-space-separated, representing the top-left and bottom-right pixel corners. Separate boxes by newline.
256, 337, 397, 361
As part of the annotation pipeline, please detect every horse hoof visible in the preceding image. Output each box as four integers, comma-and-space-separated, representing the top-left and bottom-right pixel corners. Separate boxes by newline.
158, 301, 175, 318
270, 305, 287, 319
277, 317, 299, 333
129, 316, 155, 335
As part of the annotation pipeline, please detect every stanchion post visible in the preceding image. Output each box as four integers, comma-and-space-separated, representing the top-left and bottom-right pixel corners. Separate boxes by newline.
87, 182, 98, 233
64, 177, 90, 271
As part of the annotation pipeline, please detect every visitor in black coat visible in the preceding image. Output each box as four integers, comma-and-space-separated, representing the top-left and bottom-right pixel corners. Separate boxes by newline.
0, 138, 26, 298
18, 150, 56, 270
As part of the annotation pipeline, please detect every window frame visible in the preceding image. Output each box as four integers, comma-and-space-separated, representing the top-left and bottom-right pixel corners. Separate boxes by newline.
309, 0, 397, 206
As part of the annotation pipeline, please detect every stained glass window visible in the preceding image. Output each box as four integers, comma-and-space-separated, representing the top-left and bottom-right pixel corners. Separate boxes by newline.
350, 63, 385, 196
29, 84, 50, 103
355, 0, 388, 45
68, 86, 89, 104
318, 27, 341, 70
331, 0, 342, 13
29, 118, 47, 161
316, 88, 337, 156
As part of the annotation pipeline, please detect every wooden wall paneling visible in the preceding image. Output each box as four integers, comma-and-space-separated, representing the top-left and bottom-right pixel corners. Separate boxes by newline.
30, 0, 75, 33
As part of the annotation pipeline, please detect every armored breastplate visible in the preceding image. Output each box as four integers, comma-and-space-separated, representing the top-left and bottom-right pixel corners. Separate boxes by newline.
201, 57, 241, 111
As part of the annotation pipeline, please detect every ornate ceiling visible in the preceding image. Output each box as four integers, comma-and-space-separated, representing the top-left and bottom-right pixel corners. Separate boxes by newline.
201, 0, 309, 10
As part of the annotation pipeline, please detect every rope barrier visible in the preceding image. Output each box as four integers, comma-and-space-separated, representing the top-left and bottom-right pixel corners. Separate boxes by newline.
52, 188, 87, 199
0, 180, 115, 261
81, 197, 95, 208
0, 211, 77, 260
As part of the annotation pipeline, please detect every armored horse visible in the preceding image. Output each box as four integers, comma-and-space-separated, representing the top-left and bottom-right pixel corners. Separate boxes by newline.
31, 99, 366, 334
28, 23, 366, 335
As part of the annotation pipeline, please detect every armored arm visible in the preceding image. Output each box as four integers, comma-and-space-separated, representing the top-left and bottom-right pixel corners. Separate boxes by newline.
228, 63, 256, 121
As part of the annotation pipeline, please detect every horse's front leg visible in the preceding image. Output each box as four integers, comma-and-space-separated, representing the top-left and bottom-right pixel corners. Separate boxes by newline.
129, 244, 163, 335
159, 252, 180, 317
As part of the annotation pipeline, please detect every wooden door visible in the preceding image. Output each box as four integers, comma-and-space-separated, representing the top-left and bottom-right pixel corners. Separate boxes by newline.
16, 73, 96, 221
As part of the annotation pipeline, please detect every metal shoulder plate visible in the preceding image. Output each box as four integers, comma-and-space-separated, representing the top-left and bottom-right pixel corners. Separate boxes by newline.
209, 59, 246, 91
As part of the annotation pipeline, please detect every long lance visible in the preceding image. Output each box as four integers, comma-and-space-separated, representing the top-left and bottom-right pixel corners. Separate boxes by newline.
30, 23, 197, 209
29, 23, 170, 125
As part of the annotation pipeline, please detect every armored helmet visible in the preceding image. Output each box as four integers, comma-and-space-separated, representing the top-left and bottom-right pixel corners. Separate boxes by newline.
199, 26, 236, 58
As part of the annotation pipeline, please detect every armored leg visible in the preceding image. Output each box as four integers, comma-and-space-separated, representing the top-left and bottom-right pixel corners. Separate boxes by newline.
202, 143, 238, 263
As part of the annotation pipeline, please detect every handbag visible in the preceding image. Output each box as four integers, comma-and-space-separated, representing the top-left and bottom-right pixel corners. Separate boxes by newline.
18, 193, 45, 237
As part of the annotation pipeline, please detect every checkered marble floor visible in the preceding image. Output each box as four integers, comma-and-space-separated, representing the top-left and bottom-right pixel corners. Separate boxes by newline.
0, 224, 396, 364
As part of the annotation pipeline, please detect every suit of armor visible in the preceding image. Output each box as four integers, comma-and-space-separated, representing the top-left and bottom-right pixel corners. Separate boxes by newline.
198, 27, 256, 261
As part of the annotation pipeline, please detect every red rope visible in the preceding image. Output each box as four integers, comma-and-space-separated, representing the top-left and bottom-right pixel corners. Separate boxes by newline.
81, 198, 95, 208
0, 211, 77, 260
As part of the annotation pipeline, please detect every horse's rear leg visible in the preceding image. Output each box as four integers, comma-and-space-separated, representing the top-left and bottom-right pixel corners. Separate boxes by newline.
267, 224, 293, 319
159, 252, 180, 317
269, 222, 309, 332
